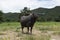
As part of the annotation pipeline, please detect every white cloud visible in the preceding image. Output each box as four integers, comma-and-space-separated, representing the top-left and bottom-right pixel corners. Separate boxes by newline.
0, 0, 60, 13
0, 0, 29, 12
54, 0, 60, 6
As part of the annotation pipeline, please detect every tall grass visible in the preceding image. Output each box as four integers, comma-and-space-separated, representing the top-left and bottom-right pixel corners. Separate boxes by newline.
0, 22, 60, 31
34, 22, 60, 31
0, 22, 60, 40
0, 22, 20, 31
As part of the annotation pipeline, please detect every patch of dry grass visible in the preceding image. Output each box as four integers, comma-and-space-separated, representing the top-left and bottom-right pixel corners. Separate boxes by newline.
0, 22, 60, 40
0, 32, 7, 35
52, 31, 60, 35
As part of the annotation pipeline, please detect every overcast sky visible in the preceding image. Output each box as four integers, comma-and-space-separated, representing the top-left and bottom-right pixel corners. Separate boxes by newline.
0, 0, 60, 13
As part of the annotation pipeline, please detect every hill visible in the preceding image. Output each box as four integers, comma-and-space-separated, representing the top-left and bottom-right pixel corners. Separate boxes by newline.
2, 6, 60, 22
3, 13, 20, 22
32, 6, 60, 21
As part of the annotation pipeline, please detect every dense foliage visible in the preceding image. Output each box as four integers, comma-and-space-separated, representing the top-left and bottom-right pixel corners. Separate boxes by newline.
32, 6, 60, 22
0, 6, 60, 22
0, 11, 3, 23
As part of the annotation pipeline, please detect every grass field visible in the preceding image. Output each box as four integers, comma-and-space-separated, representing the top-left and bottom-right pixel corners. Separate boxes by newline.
0, 22, 60, 31
0, 22, 60, 40
35, 22, 60, 31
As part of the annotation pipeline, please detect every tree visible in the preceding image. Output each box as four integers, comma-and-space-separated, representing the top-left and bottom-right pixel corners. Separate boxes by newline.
20, 7, 31, 16
0, 11, 3, 23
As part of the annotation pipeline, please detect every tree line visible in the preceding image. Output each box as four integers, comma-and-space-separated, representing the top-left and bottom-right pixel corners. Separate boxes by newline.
0, 6, 60, 23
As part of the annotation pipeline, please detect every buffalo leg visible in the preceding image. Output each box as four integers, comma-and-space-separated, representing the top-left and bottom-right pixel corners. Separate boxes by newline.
22, 27, 24, 33
30, 27, 33, 34
27, 27, 29, 33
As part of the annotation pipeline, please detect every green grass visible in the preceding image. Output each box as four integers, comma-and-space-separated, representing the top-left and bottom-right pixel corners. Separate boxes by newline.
0, 22, 60, 40
0, 22, 60, 31
0, 22, 20, 31
34, 22, 60, 31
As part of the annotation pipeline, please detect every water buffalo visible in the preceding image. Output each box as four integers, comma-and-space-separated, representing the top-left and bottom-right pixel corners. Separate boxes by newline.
20, 13, 38, 34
